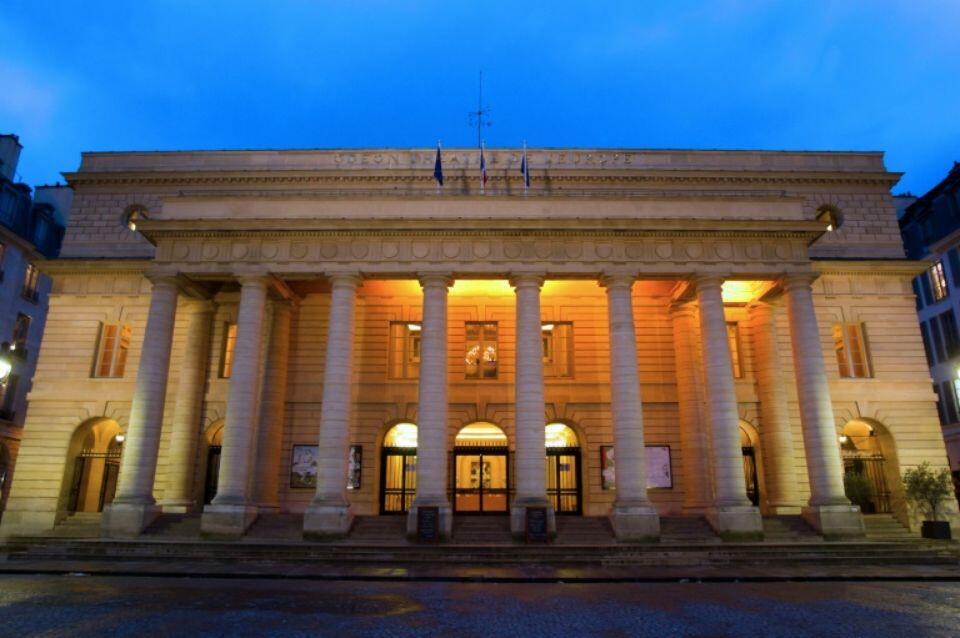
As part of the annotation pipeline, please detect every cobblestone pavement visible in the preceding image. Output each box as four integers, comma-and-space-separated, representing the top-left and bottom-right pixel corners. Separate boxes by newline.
0, 575, 959, 637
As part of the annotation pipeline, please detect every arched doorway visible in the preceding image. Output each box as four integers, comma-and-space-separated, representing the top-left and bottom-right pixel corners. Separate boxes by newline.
545, 422, 582, 514
64, 419, 123, 513
380, 422, 418, 514
840, 420, 892, 514
453, 422, 509, 514
202, 421, 224, 505
740, 424, 760, 507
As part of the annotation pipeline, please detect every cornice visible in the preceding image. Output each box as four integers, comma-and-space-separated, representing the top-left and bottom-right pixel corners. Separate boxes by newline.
811, 259, 927, 277
38, 258, 152, 275
136, 217, 826, 242
62, 170, 900, 190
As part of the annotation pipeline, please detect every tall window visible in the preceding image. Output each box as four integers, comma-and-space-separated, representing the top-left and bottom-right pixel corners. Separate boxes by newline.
0, 374, 18, 421
833, 323, 871, 378
95, 323, 131, 378
930, 262, 949, 301
0, 243, 6, 280
930, 318, 946, 363
21, 263, 39, 302
220, 323, 238, 378
542, 322, 573, 378
941, 380, 959, 424
465, 322, 498, 379
726, 322, 743, 378
388, 322, 421, 379
920, 321, 935, 367
11, 313, 30, 357
940, 310, 960, 359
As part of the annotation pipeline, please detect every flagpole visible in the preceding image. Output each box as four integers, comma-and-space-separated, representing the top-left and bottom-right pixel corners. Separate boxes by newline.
436, 140, 442, 195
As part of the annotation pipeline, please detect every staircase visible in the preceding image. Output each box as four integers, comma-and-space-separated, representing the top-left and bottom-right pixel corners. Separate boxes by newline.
142, 514, 202, 539
349, 515, 408, 545
555, 516, 616, 545
46, 513, 102, 538
245, 514, 303, 542
451, 516, 512, 544
863, 514, 916, 542
659, 516, 717, 544
762, 516, 822, 543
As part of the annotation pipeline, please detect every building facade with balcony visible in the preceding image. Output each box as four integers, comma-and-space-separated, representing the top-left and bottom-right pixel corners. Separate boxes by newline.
0, 147, 956, 542
0, 134, 70, 516
899, 162, 960, 500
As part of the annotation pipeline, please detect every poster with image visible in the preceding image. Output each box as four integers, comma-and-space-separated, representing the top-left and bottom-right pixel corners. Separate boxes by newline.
599, 445, 673, 490
290, 444, 319, 488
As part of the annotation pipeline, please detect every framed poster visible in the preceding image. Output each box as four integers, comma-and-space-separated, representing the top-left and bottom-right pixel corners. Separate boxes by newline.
600, 445, 615, 490
645, 445, 673, 489
290, 444, 318, 488
347, 445, 362, 490
598, 445, 673, 490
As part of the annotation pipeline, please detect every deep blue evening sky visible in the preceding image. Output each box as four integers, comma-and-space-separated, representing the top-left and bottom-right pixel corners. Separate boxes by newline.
1, 1, 958, 193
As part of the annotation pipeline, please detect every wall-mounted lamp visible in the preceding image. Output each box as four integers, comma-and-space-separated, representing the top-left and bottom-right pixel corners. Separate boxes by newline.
115, 433, 125, 443
0, 342, 13, 386
838, 435, 848, 444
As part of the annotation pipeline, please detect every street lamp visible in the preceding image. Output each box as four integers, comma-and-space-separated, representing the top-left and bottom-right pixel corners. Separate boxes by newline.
0, 342, 12, 386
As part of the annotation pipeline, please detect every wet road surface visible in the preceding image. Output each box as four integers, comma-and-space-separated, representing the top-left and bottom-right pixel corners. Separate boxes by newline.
0, 574, 958, 637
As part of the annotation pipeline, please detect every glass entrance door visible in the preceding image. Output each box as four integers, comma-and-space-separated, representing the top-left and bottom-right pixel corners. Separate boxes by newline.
546, 448, 582, 514
453, 449, 508, 513
380, 449, 416, 514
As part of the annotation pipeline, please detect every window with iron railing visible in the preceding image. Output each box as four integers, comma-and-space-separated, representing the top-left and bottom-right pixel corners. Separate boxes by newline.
21, 263, 39, 303
388, 322, 420, 380
94, 323, 131, 378
833, 323, 872, 378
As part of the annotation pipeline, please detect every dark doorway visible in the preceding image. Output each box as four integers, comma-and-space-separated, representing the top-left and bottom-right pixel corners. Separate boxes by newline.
742, 446, 760, 507
203, 445, 221, 505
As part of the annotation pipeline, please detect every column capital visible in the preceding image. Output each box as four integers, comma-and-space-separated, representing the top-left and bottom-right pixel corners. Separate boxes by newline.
780, 272, 818, 292
418, 272, 454, 289
688, 272, 727, 291
144, 269, 181, 290
600, 273, 636, 291
327, 272, 363, 290
508, 272, 546, 289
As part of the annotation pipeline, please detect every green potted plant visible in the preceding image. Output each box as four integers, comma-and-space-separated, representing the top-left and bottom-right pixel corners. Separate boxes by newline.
902, 461, 953, 540
843, 471, 875, 513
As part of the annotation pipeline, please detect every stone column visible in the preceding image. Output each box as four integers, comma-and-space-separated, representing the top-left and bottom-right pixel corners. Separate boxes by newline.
102, 274, 180, 538
252, 299, 294, 511
201, 274, 270, 537
161, 300, 214, 513
509, 273, 553, 537
407, 274, 453, 539
602, 274, 660, 541
304, 273, 361, 538
748, 301, 802, 514
783, 273, 864, 537
693, 274, 763, 538
670, 302, 714, 513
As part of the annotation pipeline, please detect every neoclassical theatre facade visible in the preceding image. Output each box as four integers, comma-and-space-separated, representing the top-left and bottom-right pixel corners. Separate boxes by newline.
1, 147, 957, 541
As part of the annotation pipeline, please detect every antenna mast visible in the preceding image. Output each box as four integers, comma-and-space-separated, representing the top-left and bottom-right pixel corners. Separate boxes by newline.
468, 71, 491, 149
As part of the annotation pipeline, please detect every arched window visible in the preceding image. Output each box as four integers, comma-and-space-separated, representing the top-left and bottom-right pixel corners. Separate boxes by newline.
122, 205, 149, 231
383, 422, 418, 448
816, 205, 843, 232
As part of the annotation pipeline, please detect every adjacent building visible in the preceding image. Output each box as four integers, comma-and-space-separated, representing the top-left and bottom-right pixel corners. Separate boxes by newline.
0, 147, 956, 542
0, 134, 70, 515
899, 162, 960, 499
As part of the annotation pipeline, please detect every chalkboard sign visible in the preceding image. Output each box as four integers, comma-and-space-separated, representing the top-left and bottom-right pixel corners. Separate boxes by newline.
525, 507, 549, 543
417, 506, 440, 543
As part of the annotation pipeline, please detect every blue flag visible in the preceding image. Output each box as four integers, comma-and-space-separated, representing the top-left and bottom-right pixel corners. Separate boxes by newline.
434, 144, 443, 188
520, 145, 530, 191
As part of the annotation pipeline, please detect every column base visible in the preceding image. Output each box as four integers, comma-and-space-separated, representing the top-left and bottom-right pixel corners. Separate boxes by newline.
610, 503, 660, 542
101, 501, 162, 538
257, 504, 282, 514
706, 505, 764, 541
200, 503, 258, 538
510, 498, 556, 540
0, 507, 59, 537
406, 501, 453, 541
159, 499, 196, 514
765, 504, 803, 516
303, 500, 354, 540
802, 504, 864, 540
